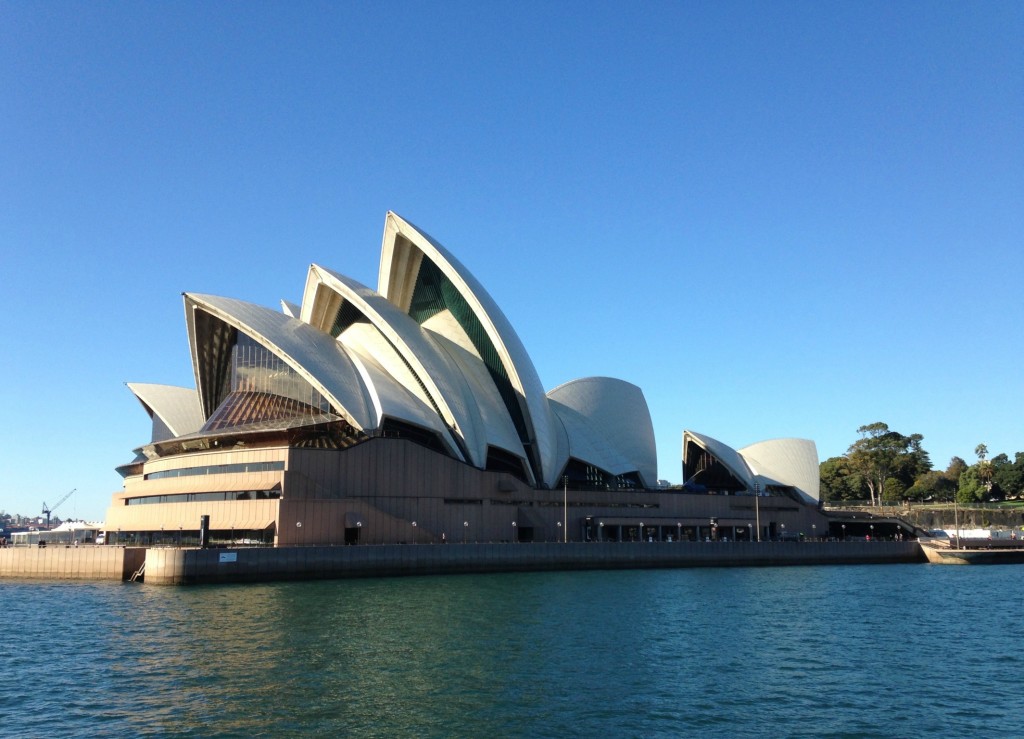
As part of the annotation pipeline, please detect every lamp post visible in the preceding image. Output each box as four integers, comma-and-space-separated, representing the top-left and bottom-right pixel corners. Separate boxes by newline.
411, 521, 417, 544
512, 520, 517, 543
563, 475, 568, 543
869, 524, 874, 541
677, 522, 682, 543
954, 488, 961, 548
639, 522, 644, 543
747, 523, 752, 542
463, 520, 469, 543
599, 521, 604, 542
556, 520, 562, 542
754, 482, 761, 542
780, 523, 785, 542
811, 524, 816, 541
841, 523, 845, 540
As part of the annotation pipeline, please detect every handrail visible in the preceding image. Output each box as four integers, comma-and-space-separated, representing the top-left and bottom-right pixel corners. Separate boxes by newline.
129, 560, 146, 583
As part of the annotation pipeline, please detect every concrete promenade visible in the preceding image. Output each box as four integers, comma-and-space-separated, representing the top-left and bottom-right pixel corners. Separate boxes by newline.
143, 540, 924, 585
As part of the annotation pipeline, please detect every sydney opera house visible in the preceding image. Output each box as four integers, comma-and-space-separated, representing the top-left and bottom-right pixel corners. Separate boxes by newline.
105, 212, 827, 547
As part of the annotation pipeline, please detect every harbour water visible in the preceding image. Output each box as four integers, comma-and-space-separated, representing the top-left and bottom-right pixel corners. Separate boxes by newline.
2, 564, 1022, 736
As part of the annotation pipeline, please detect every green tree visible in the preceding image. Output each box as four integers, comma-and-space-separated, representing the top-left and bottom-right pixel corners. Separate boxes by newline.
992, 452, 1024, 499
820, 456, 868, 501
894, 433, 931, 488
944, 456, 968, 484
974, 443, 994, 496
846, 422, 930, 506
882, 477, 907, 503
906, 470, 955, 501
958, 466, 986, 505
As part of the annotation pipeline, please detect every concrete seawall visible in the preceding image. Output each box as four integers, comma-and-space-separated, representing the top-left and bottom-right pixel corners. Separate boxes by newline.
145, 540, 925, 585
0, 546, 146, 581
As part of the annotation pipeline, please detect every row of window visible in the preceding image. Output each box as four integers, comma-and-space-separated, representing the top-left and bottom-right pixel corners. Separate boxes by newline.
126, 490, 281, 505
145, 460, 285, 480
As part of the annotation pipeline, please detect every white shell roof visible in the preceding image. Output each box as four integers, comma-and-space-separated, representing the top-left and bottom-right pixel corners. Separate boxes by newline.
184, 293, 375, 431
548, 377, 657, 486
301, 265, 488, 467
739, 438, 820, 504
126, 383, 203, 440
299, 263, 533, 476
683, 430, 755, 489
429, 331, 529, 473
132, 212, 821, 499
684, 430, 820, 502
377, 211, 560, 486
338, 326, 458, 451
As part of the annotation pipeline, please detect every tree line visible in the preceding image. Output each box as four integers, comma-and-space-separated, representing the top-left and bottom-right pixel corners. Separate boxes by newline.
820, 422, 1024, 506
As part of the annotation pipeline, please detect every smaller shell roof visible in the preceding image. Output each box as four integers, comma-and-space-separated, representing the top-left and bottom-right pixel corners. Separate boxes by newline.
739, 438, 820, 504
126, 383, 204, 439
185, 293, 376, 431
684, 430, 821, 502
683, 430, 755, 489
548, 377, 657, 486
305, 264, 487, 464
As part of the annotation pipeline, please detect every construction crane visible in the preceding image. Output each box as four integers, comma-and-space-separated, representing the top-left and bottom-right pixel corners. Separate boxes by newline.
42, 488, 75, 530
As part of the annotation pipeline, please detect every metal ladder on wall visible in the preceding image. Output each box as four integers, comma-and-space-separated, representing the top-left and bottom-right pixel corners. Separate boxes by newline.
129, 560, 146, 583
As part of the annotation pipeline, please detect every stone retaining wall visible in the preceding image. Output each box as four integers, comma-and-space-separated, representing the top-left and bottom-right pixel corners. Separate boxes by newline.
144, 540, 925, 585
0, 546, 146, 581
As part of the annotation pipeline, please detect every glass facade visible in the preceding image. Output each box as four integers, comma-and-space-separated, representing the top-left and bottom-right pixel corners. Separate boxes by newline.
126, 489, 281, 505
201, 333, 339, 433
194, 309, 237, 418
562, 458, 643, 491
329, 300, 368, 338
682, 440, 747, 493
485, 445, 528, 481
407, 255, 540, 480
379, 418, 448, 454
145, 460, 285, 481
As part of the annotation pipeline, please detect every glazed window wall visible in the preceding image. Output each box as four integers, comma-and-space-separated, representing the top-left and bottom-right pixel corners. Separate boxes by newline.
329, 300, 368, 338
126, 489, 281, 505
202, 333, 338, 432
232, 334, 332, 411
145, 460, 285, 480
408, 257, 539, 478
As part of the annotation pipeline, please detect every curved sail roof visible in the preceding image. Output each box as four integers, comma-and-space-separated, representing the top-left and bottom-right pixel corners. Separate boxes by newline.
683, 430, 755, 489
122, 212, 821, 502
377, 211, 559, 486
126, 383, 203, 441
184, 293, 375, 431
548, 377, 657, 486
684, 430, 820, 501
300, 264, 491, 464
739, 438, 820, 504
337, 326, 457, 448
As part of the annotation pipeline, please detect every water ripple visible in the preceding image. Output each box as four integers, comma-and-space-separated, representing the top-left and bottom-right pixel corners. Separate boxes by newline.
2, 564, 1023, 736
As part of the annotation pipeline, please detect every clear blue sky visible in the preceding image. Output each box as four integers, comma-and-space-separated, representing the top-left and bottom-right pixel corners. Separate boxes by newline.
2, 1, 1021, 521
